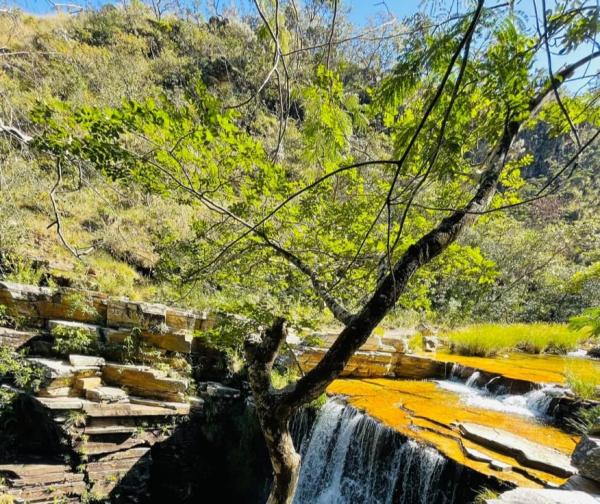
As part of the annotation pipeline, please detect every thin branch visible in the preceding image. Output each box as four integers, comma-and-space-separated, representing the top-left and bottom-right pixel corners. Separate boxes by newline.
47, 158, 93, 259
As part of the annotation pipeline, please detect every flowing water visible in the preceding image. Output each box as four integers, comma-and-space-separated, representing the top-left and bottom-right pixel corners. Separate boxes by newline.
435, 375, 563, 419
293, 400, 454, 504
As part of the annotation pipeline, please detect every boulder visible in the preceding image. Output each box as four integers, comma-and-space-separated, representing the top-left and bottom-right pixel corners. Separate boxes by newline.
485, 488, 598, 503
458, 423, 576, 477
422, 335, 439, 352
102, 363, 188, 402
587, 346, 600, 359
571, 434, 600, 483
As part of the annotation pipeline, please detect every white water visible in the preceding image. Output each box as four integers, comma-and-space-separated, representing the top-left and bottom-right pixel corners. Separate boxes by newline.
436, 376, 564, 419
294, 400, 449, 504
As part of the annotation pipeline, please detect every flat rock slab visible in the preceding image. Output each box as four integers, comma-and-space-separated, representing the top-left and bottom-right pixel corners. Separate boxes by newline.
48, 319, 104, 338
459, 422, 576, 477
486, 488, 598, 503
69, 354, 105, 367
102, 363, 187, 402
34, 396, 84, 410
86, 386, 130, 403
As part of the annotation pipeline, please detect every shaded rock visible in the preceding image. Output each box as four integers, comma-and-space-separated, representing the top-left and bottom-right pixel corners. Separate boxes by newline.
0, 461, 86, 503
0, 327, 40, 350
485, 488, 598, 503
587, 347, 600, 359
564, 474, 600, 495
571, 435, 600, 483
459, 422, 575, 477
204, 382, 241, 399
102, 363, 188, 402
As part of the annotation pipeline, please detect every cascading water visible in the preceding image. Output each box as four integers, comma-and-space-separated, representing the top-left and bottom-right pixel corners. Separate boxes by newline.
437, 369, 564, 419
293, 400, 455, 504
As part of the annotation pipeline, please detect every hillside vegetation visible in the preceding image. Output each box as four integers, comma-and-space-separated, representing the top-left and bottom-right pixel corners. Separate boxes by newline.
0, 3, 598, 331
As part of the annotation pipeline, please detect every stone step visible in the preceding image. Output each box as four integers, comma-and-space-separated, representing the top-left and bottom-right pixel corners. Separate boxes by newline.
102, 363, 188, 402
83, 425, 138, 435
75, 376, 102, 390
85, 386, 130, 403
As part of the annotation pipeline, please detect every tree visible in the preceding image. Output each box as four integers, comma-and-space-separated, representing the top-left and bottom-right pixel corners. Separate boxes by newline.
15, 1, 600, 502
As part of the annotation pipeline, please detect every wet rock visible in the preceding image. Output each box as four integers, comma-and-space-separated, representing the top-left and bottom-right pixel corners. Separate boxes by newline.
459, 422, 576, 477
485, 488, 598, 503
571, 434, 600, 484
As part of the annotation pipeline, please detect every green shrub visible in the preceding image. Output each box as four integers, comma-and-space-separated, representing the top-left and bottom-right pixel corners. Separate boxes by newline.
0, 346, 44, 392
51, 325, 97, 355
569, 306, 600, 338
566, 372, 600, 401
445, 323, 582, 357
0, 304, 14, 328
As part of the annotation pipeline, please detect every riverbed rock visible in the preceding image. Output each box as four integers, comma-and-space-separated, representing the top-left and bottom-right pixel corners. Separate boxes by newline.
571, 434, 600, 483
458, 422, 576, 477
486, 488, 598, 503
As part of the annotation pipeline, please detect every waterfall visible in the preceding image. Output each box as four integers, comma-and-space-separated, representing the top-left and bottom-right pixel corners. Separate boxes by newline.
293, 400, 451, 504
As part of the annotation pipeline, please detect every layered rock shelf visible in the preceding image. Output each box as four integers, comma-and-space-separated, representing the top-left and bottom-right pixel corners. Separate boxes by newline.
326, 378, 582, 488
0, 281, 215, 502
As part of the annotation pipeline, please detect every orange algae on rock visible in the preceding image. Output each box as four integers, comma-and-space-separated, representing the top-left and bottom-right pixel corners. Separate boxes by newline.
423, 351, 600, 384
327, 378, 580, 488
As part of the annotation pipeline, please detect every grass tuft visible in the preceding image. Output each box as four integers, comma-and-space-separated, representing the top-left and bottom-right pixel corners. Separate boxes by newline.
444, 323, 583, 357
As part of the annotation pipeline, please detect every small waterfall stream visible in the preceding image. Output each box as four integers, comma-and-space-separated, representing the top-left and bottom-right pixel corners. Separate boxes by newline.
293, 400, 457, 504
443, 364, 565, 419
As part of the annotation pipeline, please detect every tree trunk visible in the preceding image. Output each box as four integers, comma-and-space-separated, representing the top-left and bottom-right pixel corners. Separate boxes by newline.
258, 408, 300, 504
244, 319, 301, 504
